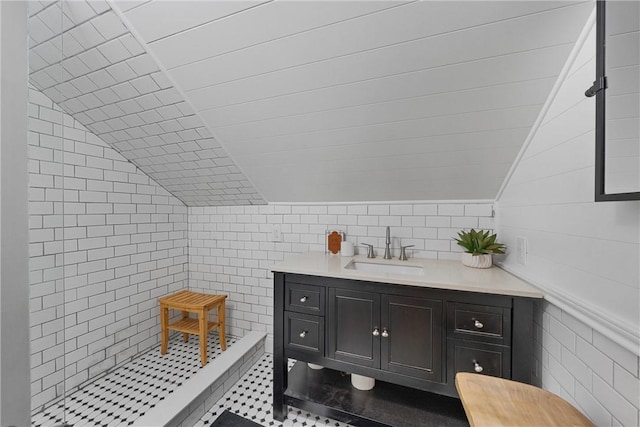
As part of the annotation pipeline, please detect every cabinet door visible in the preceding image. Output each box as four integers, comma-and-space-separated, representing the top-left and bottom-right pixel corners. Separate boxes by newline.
327, 288, 380, 368
381, 295, 443, 382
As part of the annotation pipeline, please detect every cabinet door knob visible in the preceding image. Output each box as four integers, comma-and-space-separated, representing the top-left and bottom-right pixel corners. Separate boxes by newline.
372, 327, 380, 336
300, 296, 308, 303
474, 319, 484, 329
381, 328, 389, 338
299, 330, 307, 338
473, 361, 483, 373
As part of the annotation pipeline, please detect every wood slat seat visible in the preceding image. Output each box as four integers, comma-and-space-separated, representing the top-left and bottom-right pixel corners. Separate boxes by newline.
455, 373, 594, 427
158, 290, 227, 366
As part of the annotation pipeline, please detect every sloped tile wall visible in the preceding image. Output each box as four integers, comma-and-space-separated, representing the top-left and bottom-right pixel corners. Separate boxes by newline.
28, 0, 264, 206
28, 87, 188, 411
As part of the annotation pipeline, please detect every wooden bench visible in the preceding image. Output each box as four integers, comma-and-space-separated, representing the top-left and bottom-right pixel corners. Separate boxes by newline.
455, 373, 594, 427
158, 290, 227, 366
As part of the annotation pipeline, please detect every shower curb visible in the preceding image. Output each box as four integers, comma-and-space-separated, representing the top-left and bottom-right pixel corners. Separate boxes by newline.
133, 331, 266, 427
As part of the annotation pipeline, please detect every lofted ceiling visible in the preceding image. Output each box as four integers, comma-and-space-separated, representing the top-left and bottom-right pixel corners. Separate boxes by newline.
28, 0, 594, 205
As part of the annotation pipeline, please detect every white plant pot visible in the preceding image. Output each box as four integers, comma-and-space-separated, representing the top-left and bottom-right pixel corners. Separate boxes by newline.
461, 253, 493, 269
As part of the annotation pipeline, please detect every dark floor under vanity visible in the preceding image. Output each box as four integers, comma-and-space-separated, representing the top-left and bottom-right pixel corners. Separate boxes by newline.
285, 362, 469, 427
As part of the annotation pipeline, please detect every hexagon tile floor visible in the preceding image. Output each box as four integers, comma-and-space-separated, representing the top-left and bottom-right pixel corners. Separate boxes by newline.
195, 354, 352, 427
32, 333, 236, 427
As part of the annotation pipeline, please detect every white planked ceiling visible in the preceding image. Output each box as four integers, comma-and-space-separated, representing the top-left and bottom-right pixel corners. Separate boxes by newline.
116, 0, 594, 203
30, 1, 595, 205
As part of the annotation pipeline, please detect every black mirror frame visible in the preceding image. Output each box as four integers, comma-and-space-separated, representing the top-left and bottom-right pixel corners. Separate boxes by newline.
590, 0, 640, 201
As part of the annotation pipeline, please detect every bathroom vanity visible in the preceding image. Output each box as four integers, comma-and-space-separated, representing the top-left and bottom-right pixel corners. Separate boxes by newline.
271, 252, 543, 425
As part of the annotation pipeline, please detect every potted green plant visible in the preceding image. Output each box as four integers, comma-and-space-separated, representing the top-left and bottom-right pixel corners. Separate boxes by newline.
455, 229, 506, 268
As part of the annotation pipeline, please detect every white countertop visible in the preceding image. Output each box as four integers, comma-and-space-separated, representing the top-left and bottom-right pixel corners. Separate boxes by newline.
270, 252, 543, 298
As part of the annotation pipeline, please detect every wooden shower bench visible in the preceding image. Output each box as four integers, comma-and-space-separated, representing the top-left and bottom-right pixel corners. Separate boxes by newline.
158, 290, 227, 366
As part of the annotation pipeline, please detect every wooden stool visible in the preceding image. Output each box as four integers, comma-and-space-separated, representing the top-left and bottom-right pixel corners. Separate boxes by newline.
455, 372, 595, 427
158, 290, 227, 366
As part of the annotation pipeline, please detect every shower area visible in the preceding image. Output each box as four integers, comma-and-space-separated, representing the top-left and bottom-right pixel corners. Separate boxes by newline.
26, 2, 265, 425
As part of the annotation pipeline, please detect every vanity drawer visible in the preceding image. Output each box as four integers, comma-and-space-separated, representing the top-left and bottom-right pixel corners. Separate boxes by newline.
448, 339, 510, 383
285, 312, 324, 355
285, 282, 325, 315
447, 302, 511, 344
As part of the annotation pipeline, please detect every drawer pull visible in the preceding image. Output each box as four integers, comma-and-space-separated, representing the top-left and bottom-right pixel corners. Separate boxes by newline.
381, 328, 389, 338
473, 361, 484, 373
372, 327, 380, 336
474, 319, 484, 329
299, 330, 307, 338
300, 296, 308, 303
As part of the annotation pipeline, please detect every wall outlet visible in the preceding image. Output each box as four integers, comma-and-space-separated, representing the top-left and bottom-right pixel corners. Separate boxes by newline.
516, 236, 527, 265
270, 224, 282, 242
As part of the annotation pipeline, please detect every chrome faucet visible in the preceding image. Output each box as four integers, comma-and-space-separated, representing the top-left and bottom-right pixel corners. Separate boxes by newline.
383, 227, 393, 259
360, 243, 375, 258
399, 244, 415, 261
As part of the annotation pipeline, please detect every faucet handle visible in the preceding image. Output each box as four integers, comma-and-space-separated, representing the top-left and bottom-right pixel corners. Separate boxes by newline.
399, 245, 415, 261
360, 244, 375, 259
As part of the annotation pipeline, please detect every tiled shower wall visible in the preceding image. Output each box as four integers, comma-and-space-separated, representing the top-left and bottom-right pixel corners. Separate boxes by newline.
188, 202, 494, 347
28, 87, 188, 411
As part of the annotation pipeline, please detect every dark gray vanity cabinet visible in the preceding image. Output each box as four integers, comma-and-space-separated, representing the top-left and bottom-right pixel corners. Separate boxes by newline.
326, 290, 443, 382
273, 271, 535, 425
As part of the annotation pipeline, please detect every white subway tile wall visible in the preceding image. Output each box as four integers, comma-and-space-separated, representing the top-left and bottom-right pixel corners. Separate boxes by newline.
28, 87, 188, 411
533, 301, 640, 426
188, 202, 494, 344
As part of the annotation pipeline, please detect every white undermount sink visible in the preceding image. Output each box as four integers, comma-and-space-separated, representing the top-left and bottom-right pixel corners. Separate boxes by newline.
344, 260, 424, 276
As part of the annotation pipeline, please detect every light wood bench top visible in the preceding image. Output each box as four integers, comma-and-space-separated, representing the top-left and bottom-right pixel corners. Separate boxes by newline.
455, 373, 595, 427
158, 289, 226, 310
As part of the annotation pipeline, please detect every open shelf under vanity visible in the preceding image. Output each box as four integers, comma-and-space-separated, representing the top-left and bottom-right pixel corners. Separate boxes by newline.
284, 361, 469, 427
